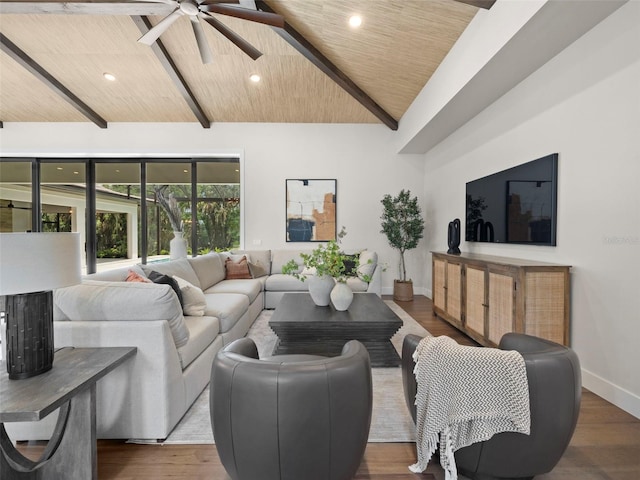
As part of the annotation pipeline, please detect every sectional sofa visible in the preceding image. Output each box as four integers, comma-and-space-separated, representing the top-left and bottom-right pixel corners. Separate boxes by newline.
6, 248, 380, 442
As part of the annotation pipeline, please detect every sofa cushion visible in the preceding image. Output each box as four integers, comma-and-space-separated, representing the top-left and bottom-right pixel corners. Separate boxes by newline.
225, 256, 252, 280
265, 273, 309, 292
174, 275, 207, 316
271, 250, 307, 274
177, 316, 220, 370
232, 249, 271, 275
54, 280, 190, 348
203, 293, 250, 333
142, 259, 201, 289
205, 279, 262, 303
86, 265, 144, 282
188, 253, 225, 290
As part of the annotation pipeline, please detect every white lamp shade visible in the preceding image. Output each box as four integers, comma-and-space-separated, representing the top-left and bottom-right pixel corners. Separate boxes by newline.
0, 232, 81, 295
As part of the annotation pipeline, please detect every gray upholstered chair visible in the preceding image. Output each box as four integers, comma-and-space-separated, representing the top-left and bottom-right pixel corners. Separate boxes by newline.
402, 333, 581, 480
210, 338, 373, 480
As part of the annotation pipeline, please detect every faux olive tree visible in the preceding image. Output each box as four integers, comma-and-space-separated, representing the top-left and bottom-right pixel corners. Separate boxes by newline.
380, 190, 424, 300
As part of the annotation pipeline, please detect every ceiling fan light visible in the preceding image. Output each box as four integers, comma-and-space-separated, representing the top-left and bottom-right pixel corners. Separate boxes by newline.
103, 72, 117, 81
348, 15, 362, 28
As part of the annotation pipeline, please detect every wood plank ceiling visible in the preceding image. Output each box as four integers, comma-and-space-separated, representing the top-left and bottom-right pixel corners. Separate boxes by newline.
0, 0, 480, 129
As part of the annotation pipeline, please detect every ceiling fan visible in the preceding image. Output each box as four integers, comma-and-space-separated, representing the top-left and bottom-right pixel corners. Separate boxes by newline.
0, 0, 285, 65
136, 0, 284, 64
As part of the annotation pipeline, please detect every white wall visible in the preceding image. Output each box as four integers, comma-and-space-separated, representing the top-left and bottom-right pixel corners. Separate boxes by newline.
0, 122, 426, 294
421, 1, 640, 417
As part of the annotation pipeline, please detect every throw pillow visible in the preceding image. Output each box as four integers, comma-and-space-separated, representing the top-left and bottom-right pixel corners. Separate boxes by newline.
147, 270, 184, 308
173, 275, 207, 316
248, 261, 268, 278
342, 254, 360, 277
357, 250, 378, 281
125, 269, 151, 283
220, 252, 251, 264
225, 256, 252, 280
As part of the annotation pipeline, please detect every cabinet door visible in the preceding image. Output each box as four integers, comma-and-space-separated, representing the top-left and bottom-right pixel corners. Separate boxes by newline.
524, 271, 567, 345
433, 258, 446, 311
446, 262, 462, 322
487, 272, 515, 345
465, 265, 486, 336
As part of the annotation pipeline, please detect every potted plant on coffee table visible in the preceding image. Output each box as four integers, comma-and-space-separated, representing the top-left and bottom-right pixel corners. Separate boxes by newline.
282, 228, 353, 309
380, 189, 424, 301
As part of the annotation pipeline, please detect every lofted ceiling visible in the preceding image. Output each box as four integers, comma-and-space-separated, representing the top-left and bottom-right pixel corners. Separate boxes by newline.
0, 0, 487, 130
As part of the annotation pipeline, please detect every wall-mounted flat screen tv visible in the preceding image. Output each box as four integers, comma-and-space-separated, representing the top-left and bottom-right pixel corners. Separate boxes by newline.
465, 153, 558, 246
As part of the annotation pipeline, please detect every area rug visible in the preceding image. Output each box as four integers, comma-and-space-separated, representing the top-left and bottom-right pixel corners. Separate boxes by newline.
162, 300, 428, 444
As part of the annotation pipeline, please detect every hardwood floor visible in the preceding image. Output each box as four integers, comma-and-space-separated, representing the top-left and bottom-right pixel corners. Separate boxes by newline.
15, 296, 640, 479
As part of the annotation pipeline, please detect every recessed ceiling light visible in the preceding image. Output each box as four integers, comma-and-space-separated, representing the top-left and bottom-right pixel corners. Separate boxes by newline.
183, 169, 188, 173
56, 167, 63, 170
103, 72, 117, 81
348, 15, 362, 28
249, 74, 261, 83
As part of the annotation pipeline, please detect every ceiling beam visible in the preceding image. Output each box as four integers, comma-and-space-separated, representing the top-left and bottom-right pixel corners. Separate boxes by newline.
453, 0, 496, 9
255, 1, 398, 131
0, 2, 174, 16
0, 33, 108, 128
131, 16, 211, 129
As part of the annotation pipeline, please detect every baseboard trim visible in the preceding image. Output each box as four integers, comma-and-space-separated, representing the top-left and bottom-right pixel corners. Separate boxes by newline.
582, 368, 640, 419
380, 287, 431, 298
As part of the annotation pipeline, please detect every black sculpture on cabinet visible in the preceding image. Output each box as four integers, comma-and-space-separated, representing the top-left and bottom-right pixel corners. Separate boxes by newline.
447, 218, 461, 254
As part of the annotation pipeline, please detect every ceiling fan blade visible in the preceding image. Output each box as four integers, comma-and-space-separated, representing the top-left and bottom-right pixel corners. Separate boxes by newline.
138, 8, 184, 46
238, 0, 257, 8
201, 13, 262, 60
200, 3, 284, 28
190, 16, 214, 64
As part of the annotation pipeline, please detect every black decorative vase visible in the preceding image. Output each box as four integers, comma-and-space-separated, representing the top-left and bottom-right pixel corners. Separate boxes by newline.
447, 218, 461, 254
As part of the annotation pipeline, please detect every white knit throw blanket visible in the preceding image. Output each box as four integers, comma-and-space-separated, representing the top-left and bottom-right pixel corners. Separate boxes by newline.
409, 336, 530, 479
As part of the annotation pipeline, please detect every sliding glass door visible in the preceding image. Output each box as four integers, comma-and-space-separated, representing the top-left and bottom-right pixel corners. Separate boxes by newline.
0, 157, 241, 273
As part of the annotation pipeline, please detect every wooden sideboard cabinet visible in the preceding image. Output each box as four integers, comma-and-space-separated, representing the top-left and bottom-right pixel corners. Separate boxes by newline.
431, 252, 571, 347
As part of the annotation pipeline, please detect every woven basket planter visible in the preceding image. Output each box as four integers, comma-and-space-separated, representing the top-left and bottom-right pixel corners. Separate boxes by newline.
393, 280, 414, 302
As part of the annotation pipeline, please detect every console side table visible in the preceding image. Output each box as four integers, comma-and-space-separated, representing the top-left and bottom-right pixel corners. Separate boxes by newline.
0, 347, 136, 479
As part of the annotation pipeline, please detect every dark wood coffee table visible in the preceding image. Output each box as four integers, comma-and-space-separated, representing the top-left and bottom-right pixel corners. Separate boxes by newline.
269, 293, 403, 367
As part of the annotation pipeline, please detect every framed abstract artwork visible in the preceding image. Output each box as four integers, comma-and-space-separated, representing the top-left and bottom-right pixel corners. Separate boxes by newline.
286, 179, 336, 242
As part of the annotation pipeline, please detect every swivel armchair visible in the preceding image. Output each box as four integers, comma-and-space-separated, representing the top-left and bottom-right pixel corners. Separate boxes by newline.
402, 333, 581, 480
210, 338, 373, 480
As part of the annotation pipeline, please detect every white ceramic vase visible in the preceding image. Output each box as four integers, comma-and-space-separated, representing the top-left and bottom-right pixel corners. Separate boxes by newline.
331, 282, 353, 311
169, 231, 188, 260
308, 275, 335, 307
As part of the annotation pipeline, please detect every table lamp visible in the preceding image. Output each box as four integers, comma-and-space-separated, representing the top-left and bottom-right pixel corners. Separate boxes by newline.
0, 232, 81, 379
